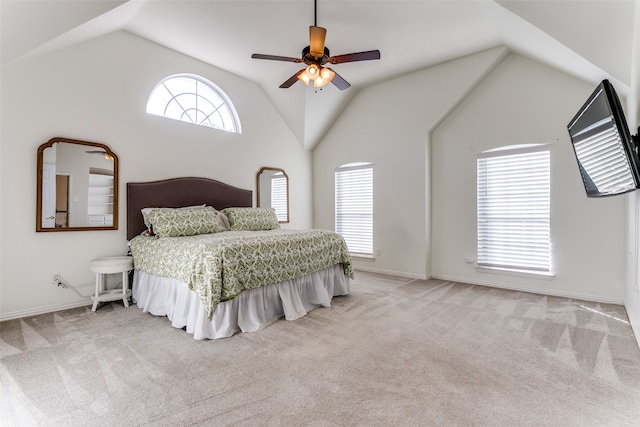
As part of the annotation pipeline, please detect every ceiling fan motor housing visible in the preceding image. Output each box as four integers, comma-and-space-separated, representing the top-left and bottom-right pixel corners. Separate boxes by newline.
302, 46, 330, 65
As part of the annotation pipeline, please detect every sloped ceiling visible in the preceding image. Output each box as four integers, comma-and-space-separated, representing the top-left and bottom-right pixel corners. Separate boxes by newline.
2, 0, 638, 149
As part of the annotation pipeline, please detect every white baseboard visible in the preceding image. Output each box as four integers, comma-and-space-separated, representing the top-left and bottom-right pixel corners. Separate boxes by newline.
0, 300, 91, 322
1, 272, 626, 321
354, 266, 428, 281
431, 273, 625, 305
631, 316, 640, 351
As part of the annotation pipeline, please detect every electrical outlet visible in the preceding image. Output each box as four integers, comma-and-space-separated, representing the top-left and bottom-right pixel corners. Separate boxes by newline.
376, 248, 382, 257
52, 273, 63, 287
464, 257, 474, 264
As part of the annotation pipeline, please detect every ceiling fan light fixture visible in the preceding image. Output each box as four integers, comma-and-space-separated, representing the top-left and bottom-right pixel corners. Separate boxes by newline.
298, 75, 310, 85
320, 67, 335, 82
305, 64, 320, 80
313, 67, 334, 89
298, 72, 311, 85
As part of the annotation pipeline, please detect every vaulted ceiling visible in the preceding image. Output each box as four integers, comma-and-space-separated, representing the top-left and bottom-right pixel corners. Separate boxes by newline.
2, 0, 638, 149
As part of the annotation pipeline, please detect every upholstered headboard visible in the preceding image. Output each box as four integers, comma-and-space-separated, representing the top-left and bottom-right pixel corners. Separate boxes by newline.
127, 177, 252, 240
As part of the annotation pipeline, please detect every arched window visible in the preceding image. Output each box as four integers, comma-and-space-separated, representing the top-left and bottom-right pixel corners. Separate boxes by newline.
146, 74, 241, 133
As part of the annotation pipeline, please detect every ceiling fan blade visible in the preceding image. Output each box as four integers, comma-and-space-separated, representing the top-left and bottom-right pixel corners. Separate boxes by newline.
328, 50, 381, 64
330, 70, 351, 90
309, 26, 326, 54
279, 69, 305, 88
252, 53, 303, 63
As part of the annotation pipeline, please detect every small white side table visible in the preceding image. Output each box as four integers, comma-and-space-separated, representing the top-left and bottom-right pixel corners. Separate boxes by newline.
90, 256, 134, 312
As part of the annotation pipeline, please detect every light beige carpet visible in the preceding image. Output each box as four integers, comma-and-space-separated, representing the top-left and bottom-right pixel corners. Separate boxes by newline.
1, 271, 639, 426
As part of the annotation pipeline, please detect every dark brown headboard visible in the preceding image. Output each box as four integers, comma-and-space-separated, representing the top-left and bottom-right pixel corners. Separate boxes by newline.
127, 177, 252, 240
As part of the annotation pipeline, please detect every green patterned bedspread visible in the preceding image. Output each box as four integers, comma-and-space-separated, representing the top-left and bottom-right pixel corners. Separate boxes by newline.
129, 229, 353, 319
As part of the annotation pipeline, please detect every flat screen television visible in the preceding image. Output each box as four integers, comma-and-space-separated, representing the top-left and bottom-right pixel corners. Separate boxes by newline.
567, 79, 640, 197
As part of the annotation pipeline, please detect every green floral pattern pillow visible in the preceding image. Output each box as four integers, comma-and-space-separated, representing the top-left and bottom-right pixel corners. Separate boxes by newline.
147, 206, 224, 237
141, 205, 205, 231
222, 207, 281, 231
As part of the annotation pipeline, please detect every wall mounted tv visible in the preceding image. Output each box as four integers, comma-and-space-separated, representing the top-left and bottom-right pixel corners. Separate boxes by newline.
567, 79, 640, 197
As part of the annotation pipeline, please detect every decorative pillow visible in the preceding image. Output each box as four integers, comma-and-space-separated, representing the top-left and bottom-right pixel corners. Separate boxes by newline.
222, 207, 281, 231
146, 206, 224, 237
141, 204, 206, 231
216, 210, 231, 231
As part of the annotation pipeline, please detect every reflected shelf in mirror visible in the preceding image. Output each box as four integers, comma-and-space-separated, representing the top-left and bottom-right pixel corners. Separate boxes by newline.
36, 137, 119, 232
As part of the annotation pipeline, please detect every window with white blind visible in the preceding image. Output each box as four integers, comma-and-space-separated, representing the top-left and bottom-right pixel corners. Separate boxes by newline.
335, 163, 373, 256
271, 174, 288, 222
477, 145, 551, 273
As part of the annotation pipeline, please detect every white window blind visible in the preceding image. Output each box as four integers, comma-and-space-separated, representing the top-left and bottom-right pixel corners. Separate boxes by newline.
477, 145, 550, 272
571, 119, 637, 194
335, 163, 373, 256
271, 174, 288, 222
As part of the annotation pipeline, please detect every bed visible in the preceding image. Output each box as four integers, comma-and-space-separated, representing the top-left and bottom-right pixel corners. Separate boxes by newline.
127, 177, 353, 339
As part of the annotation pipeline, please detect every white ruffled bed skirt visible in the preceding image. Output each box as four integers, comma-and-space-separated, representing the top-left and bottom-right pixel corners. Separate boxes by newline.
132, 264, 350, 340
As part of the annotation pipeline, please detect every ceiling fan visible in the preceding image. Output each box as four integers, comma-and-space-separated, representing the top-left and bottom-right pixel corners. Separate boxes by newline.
86, 150, 114, 160
251, 0, 380, 91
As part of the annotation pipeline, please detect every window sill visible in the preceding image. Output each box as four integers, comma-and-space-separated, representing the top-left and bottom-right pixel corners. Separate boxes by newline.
475, 265, 555, 280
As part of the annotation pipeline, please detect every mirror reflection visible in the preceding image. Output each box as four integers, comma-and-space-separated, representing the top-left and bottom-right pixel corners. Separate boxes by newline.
257, 167, 289, 223
37, 137, 118, 231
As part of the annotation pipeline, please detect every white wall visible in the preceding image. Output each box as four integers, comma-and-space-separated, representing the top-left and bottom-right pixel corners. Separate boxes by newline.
314, 48, 629, 304
0, 31, 311, 320
624, 0, 640, 351
313, 47, 508, 279
431, 54, 628, 303
628, 192, 640, 345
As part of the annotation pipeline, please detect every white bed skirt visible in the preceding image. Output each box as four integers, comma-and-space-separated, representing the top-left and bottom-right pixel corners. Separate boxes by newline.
132, 264, 350, 340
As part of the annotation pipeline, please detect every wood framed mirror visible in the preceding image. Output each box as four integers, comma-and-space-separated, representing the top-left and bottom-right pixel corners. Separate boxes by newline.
256, 167, 289, 223
36, 137, 118, 232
